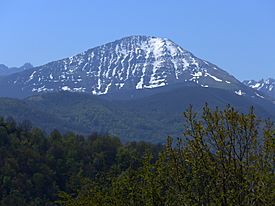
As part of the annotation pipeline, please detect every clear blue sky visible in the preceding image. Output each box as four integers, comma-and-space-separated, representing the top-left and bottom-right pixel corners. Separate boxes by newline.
1, 0, 274, 80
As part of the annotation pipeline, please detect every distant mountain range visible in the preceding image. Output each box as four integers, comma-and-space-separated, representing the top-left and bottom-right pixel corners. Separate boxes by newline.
0, 36, 274, 142
243, 78, 275, 100
0, 63, 33, 76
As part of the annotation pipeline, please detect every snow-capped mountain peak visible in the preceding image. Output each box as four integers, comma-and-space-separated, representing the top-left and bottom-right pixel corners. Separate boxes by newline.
1, 35, 245, 97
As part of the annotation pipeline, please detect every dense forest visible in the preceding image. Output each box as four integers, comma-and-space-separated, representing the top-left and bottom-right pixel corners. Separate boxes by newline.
0, 105, 274, 205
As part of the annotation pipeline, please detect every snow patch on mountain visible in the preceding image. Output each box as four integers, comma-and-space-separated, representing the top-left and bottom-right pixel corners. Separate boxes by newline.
235, 90, 245, 96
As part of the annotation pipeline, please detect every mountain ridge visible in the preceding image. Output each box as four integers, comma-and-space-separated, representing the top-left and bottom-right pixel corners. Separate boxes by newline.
243, 78, 275, 100
0, 63, 33, 76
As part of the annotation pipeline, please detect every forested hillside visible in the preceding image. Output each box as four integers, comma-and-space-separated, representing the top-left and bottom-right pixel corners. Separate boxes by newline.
0, 116, 162, 205
0, 105, 274, 205
1, 86, 275, 143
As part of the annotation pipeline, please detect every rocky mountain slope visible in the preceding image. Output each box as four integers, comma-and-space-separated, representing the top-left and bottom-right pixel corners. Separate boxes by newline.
243, 78, 275, 99
0, 36, 261, 99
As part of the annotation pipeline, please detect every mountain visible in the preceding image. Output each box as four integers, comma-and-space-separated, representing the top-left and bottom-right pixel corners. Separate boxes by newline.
0, 35, 274, 142
1, 87, 275, 143
0, 36, 260, 99
243, 78, 275, 100
0, 63, 33, 76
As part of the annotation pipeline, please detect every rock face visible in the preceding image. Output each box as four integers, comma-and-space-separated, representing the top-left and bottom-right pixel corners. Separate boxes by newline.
243, 78, 275, 99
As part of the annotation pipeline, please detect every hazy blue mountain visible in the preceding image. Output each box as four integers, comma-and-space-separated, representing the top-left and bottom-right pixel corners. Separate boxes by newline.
0, 63, 33, 76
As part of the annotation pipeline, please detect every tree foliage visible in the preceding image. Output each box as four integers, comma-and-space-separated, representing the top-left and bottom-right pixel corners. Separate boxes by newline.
0, 105, 274, 205
58, 105, 275, 206
0, 118, 161, 205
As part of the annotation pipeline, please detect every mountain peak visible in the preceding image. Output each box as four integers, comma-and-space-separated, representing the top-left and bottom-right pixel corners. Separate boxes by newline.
117, 35, 169, 42
0, 64, 8, 70
0, 36, 244, 98
20, 63, 33, 70
110, 35, 188, 57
